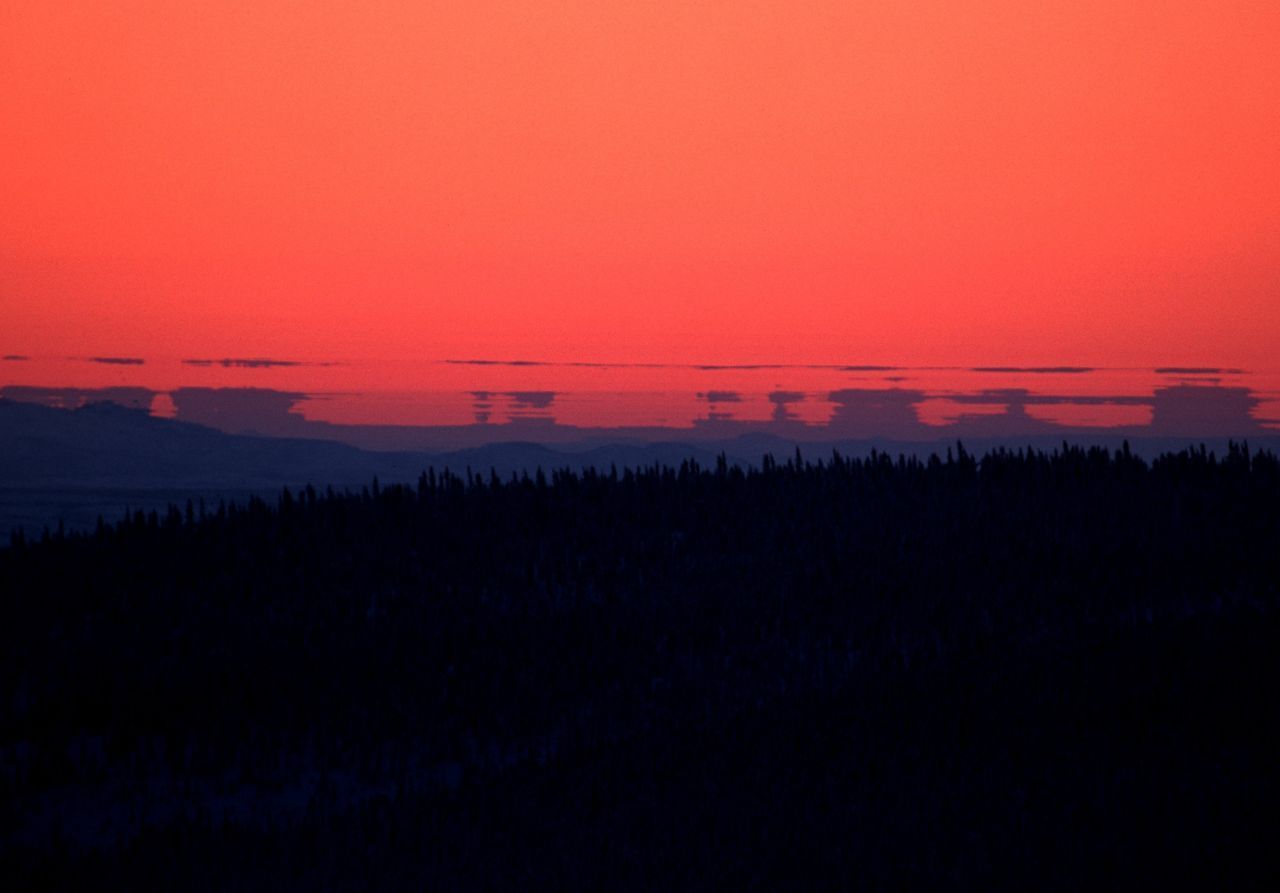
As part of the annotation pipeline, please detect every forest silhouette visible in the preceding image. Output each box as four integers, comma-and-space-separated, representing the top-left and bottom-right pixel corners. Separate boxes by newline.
3, 443, 1279, 888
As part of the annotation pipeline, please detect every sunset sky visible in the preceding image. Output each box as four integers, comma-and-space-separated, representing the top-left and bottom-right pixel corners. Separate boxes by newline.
3, 1, 1279, 371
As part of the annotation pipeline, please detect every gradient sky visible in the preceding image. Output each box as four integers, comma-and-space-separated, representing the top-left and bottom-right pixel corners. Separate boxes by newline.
3, 1, 1279, 369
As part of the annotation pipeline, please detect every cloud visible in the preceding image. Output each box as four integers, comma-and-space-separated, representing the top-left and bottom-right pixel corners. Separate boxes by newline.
949, 390, 1151, 406
470, 392, 495, 424
2, 355, 30, 361
449, 358, 669, 369
767, 391, 805, 404
183, 358, 312, 369
970, 366, 1093, 374
768, 391, 806, 422
1155, 367, 1243, 375
692, 364, 786, 371
168, 387, 311, 435
88, 356, 145, 366
1148, 384, 1263, 436
508, 391, 557, 409
0, 385, 155, 410
698, 391, 742, 403
825, 388, 930, 439
446, 358, 548, 367
446, 358, 900, 372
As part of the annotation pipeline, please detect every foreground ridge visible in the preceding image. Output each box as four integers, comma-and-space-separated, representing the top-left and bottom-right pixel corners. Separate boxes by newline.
3, 442, 1278, 889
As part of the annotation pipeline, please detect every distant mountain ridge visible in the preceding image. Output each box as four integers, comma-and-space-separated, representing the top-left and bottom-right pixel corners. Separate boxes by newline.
0, 399, 421, 489
0, 400, 739, 490
4, 398, 1279, 537
0, 401, 739, 534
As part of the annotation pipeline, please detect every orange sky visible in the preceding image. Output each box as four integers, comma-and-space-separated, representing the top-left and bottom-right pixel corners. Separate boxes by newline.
3, 1, 1279, 369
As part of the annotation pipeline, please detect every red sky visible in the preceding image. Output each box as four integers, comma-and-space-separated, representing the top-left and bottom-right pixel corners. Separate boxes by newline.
3, 1, 1279, 370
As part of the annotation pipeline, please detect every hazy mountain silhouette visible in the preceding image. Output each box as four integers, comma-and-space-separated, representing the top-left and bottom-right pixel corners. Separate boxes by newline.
0, 400, 424, 535
0, 400, 415, 489
0, 401, 741, 534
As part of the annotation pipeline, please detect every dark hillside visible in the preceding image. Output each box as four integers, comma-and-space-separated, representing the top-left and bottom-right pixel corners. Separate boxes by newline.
2, 443, 1279, 888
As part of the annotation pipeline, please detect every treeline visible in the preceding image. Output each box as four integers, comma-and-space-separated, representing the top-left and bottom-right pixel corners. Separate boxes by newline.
2, 443, 1279, 889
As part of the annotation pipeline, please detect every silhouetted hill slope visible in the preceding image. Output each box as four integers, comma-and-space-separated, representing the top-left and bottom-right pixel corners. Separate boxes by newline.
0, 400, 436, 535
0, 399, 424, 488
0, 402, 737, 534
2, 445, 1278, 888
0, 400, 760, 491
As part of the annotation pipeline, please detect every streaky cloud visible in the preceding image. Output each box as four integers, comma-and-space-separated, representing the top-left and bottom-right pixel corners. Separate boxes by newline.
508, 391, 557, 409
182, 358, 338, 369
88, 356, 146, 366
446, 358, 907, 372
971, 366, 1094, 374
445, 358, 548, 367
